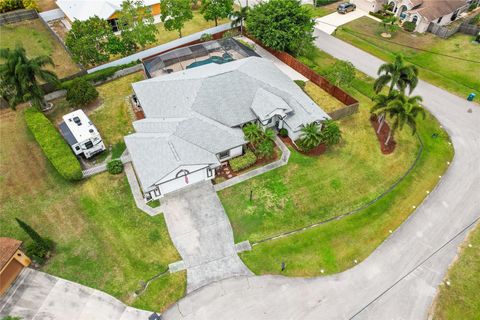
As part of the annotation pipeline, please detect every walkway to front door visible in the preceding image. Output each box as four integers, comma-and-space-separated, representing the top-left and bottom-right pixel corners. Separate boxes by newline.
161, 181, 252, 292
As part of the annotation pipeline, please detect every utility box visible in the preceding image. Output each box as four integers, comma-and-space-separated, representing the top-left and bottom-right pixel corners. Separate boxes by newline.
467, 93, 476, 101
59, 110, 106, 159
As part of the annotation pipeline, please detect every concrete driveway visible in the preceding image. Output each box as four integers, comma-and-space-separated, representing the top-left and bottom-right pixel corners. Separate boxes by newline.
161, 32, 480, 319
161, 182, 252, 292
0, 268, 152, 320
315, 9, 369, 34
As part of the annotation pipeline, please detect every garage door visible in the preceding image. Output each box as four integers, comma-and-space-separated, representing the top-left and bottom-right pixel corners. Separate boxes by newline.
0, 259, 23, 295
159, 168, 208, 195
352, 0, 375, 12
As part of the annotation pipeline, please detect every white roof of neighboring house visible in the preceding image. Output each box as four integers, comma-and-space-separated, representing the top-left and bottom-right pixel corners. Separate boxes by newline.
125, 57, 330, 191
60, 109, 100, 145
56, 0, 159, 21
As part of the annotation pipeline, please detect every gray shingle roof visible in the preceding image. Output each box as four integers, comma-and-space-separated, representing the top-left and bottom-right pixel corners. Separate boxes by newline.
251, 88, 293, 121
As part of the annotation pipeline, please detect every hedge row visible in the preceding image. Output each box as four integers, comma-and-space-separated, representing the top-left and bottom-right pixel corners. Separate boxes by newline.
0, 0, 37, 13
61, 60, 139, 89
24, 108, 83, 181
229, 149, 257, 172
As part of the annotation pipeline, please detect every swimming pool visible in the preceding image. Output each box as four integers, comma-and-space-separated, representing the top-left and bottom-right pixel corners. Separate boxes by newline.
186, 54, 234, 69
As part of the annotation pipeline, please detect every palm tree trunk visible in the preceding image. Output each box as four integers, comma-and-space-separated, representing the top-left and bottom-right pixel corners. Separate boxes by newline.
377, 117, 385, 134
385, 130, 392, 145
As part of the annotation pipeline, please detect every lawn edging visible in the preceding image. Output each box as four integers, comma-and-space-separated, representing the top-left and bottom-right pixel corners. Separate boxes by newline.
251, 133, 424, 246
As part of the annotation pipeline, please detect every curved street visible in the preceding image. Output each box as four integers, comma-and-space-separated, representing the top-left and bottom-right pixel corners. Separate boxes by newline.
162, 30, 480, 320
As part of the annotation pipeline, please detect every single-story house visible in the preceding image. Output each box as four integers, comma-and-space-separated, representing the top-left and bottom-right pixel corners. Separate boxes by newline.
125, 57, 330, 199
56, 0, 161, 30
352, 0, 469, 33
0, 237, 31, 296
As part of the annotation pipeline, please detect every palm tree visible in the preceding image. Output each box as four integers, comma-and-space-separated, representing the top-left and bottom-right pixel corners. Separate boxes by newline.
0, 46, 59, 110
320, 119, 341, 146
256, 139, 274, 159
371, 90, 400, 134
230, 6, 249, 35
373, 93, 426, 145
264, 128, 276, 141
373, 54, 419, 95
243, 122, 263, 145
299, 122, 322, 151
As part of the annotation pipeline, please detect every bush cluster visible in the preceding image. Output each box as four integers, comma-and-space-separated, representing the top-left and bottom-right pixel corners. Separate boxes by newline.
24, 108, 83, 180
200, 33, 213, 42
229, 149, 257, 172
107, 159, 124, 174
0, 0, 37, 13
279, 128, 289, 138
294, 80, 306, 89
403, 21, 416, 32
66, 78, 99, 106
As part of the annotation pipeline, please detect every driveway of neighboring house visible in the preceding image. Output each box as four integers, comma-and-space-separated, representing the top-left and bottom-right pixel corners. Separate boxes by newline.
0, 268, 152, 320
315, 9, 370, 34
161, 181, 252, 293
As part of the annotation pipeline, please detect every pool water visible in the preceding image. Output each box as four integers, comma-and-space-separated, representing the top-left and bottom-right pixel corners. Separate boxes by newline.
186, 54, 234, 69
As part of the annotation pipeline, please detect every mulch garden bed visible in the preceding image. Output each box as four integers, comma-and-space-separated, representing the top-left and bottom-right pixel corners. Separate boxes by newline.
370, 115, 396, 154
280, 136, 327, 156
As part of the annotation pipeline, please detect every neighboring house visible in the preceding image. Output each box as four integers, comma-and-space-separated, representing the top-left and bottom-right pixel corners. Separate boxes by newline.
125, 57, 330, 200
353, 0, 470, 33
0, 238, 31, 296
55, 0, 161, 30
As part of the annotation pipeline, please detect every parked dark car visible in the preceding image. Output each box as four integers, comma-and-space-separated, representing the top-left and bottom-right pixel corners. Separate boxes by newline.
337, 2, 356, 14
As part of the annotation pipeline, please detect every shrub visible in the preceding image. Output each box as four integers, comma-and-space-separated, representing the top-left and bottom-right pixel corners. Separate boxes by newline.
403, 21, 416, 32
66, 78, 98, 106
222, 29, 240, 38
325, 60, 355, 87
320, 119, 341, 145
229, 149, 257, 172
0, 0, 22, 13
468, 3, 478, 12
237, 39, 255, 50
25, 241, 48, 263
294, 80, 306, 89
256, 139, 275, 159
279, 128, 289, 138
200, 33, 213, 42
24, 108, 83, 180
22, 0, 38, 10
107, 159, 123, 174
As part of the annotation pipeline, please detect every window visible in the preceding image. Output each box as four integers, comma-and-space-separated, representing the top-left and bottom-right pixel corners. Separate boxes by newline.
108, 18, 119, 32
207, 168, 213, 178
75, 146, 80, 151
153, 189, 160, 197
437, 16, 443, 23
412, 16, 418, 24
84, 141, 94, 149
218, 150, 230, 160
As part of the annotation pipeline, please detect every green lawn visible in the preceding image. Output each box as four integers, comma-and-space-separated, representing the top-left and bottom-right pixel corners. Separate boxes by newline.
0, 19, 80, 78
304, 2, 339, 18
220, 48, 454, 276
303, 81, 345, 113
334, 17, 480, 99
152, 11, 230, 48
433, 224, 480, 319
0, 106, 185, 312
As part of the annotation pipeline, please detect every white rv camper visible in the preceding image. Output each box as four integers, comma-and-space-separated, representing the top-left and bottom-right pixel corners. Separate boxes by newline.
59, 110, 106, 159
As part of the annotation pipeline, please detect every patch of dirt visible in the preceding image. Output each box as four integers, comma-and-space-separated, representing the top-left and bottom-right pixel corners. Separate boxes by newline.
370, 115, 396, 154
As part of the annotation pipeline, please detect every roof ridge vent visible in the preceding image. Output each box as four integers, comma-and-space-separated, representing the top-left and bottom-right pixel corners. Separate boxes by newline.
168, 141, 181, 161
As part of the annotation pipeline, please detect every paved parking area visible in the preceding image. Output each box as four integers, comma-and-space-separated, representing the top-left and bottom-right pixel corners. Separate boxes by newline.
0, 268, 152, 320
315, 9, 369, 34
162, 182, 252, 292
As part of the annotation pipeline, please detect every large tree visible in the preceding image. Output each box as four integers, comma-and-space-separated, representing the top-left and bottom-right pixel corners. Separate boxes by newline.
372, 93, 425, 145
200, 0, 234, 26
0, 46, 58, 109
374, 54, 419, 94
116, 0, 158, 54
66, 16, 114, 66
246, 0, 315, 54
160, 0, 193, 37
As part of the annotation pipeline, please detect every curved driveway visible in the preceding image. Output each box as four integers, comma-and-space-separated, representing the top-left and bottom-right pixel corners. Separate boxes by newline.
162, 31, 480, 320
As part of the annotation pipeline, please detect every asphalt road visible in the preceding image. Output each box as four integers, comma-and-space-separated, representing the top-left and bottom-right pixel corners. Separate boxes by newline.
162, 31, 480, 319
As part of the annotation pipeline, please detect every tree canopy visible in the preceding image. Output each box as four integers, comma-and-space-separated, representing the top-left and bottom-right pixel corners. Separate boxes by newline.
325, 60, 356, 87
0, 46, 58, 109
161, 0, 193, 37
200, 0, 234, 26
246, 0, 315, 54
66, 16, 113, 66
374, 54, 419, 94
116, 0, 158, 54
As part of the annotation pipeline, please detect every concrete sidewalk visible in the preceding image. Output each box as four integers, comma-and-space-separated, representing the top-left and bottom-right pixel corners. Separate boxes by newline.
0, 268, 152, 320
161, 182, 252, 292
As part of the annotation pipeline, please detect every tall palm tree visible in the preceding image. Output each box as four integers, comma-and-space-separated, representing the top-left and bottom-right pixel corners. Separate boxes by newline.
230, 6, 249, 35
299, 122, 322, 151
0, 46, 59, 110
374, 54, 419, 95
373, 93, 426, 145
371, 90, 400, 134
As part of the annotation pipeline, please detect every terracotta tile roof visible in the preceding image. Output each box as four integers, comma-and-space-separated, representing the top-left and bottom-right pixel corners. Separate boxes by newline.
408, 0, 468, 21
410, 0, 424, 8
0, 237, 22, 270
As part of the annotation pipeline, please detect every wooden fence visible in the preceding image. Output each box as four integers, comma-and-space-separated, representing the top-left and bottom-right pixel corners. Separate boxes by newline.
427, 15, 480, 39
249, 37, 359, 114
0, 9, 37, 25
